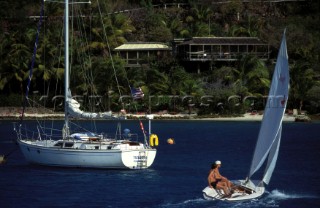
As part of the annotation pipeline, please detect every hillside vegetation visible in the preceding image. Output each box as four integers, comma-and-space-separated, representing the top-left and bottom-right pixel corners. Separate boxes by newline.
0, 0, 319, 115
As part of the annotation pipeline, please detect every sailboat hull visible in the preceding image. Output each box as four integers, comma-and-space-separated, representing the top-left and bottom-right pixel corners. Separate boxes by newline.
17, 139, 156, 169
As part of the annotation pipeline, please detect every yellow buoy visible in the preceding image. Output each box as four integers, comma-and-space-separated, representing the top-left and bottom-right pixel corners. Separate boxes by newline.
149, 134, 159, 147
167, 138, 175, 145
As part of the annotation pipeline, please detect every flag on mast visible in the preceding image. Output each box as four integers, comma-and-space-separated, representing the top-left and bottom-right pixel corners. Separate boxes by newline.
131, 87, 144, 100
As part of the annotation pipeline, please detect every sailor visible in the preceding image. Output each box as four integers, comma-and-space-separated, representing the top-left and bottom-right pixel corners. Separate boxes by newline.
207, 160, 232, 197
213, 160, 233, 190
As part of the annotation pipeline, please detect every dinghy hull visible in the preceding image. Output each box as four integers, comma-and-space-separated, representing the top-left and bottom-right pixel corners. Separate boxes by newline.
202, 180, 265, 202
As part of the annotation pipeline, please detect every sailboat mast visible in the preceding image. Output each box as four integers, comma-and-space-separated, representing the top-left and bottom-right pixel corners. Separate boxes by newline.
64, 0, 70, 134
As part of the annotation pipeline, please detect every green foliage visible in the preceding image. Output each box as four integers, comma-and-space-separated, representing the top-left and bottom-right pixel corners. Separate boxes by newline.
0, 0, 319, 114
306, 85, 320, 114
289, 60, 317, 111
0, 94, 22, 106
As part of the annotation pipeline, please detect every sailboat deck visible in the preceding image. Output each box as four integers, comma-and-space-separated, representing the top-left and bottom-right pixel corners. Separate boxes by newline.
21, 139, 147, 151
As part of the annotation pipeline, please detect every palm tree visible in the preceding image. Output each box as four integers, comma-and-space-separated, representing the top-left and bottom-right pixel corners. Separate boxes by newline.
107, 13, 136, 46
233, 54, 270, 96
32, 20, 65, 96
229, 15, 263, 37
184, 5, 213, 37
2, 31, 33, 94
0, 33, 11, 91
145, 67, 169, 95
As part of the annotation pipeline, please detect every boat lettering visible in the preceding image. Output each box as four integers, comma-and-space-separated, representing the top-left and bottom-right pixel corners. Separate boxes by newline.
133, 156, 147, 161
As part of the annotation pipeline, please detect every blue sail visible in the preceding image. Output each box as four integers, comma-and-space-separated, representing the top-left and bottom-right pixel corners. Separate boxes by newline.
249, 30, 289, 181
263, 125, 282, 184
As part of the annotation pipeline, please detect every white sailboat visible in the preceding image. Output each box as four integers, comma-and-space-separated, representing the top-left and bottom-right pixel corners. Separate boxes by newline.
14, 0, 156, 169
203, 30, 289, 201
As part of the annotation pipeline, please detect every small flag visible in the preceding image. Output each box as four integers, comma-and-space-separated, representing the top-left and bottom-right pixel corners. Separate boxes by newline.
139, 120, 146, 134
131, 87, 144, 100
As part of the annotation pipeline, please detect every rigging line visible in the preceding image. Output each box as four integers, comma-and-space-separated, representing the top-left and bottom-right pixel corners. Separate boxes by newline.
42, 6, 47, 107
46, 11, 64, 121
76, 6, 96, 98
71, 3, 93, 86
20, 0, 45, 125
70, 5, 94, 101
53, 20, 65, 134
73, 14, 99, 121
94, 1, 136, 116
102, 1, 133, 94
72, 5, 103, 132
96, 0, 122, 97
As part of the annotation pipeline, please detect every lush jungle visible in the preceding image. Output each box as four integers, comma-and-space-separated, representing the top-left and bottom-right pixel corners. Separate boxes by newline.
0, 0, 319, 116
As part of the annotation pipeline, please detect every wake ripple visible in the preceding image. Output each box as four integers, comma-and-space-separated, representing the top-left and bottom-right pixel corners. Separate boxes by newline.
266, 189, 318, 200
157, 190, 319, 208
230, 190, 319, 208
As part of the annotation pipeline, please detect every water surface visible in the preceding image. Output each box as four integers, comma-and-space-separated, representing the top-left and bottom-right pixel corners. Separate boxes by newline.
0, 120, 319, 207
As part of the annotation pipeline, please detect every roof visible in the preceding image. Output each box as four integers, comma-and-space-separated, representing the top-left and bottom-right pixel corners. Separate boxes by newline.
114, 42, 171, 51
179, 37, 267, 45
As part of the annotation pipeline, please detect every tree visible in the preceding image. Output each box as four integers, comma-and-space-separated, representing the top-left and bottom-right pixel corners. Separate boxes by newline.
305, 85, 320, 114
219, 0, 244, 28
184, 4, 213, 37
233, 55, 270, 96
290, 60, 316, 113
2, 31, 32, 94
229, 15, 264, 37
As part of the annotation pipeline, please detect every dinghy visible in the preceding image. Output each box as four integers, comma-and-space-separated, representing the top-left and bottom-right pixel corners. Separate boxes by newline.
203, 30, 289, 201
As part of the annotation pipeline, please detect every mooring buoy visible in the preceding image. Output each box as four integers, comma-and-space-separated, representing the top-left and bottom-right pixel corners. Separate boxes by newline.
0, 155, 7, 164
167, 138, 175, 145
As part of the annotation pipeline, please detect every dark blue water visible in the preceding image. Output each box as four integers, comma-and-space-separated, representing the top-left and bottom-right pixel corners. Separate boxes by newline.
0, 120, 319, 207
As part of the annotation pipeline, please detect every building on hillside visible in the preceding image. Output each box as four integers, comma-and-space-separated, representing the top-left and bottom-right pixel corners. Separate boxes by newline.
114, 42, 171, 68
114, 38, 269, 72
174, 37, 270, 72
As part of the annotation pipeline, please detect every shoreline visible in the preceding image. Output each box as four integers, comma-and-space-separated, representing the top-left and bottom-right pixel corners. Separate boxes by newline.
0, 109, 310, 122
0, 107, 316, 122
